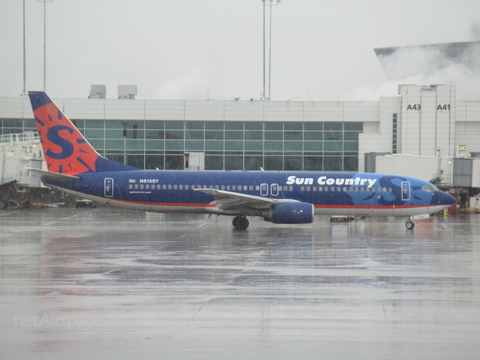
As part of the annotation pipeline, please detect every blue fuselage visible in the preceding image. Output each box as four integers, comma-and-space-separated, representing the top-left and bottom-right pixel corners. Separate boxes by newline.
44, 170, 456, 218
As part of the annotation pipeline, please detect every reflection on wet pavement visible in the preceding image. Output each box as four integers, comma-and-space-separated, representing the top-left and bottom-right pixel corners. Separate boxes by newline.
1, 209, 480, 359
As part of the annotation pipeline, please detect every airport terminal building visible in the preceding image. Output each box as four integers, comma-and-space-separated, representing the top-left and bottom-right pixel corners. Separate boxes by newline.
1, 84, 480, 181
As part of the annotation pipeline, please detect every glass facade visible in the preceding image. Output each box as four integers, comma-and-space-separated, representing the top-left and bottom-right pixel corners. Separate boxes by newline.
2, 118, 363, 171
0, 118, 36, 135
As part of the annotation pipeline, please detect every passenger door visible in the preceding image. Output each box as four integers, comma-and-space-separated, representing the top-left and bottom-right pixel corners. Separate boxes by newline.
104, 178, 114, 197
401, 181, 411, 201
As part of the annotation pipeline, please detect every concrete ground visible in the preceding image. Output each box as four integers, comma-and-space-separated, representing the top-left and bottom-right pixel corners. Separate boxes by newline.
0, 208, 479, 360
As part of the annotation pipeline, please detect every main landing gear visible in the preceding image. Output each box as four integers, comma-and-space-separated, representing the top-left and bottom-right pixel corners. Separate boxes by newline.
232, 215, 249, 230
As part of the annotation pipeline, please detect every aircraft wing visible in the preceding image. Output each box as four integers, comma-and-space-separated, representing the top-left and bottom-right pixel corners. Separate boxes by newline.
195, 188, 297, 212
26, 168, 80, 181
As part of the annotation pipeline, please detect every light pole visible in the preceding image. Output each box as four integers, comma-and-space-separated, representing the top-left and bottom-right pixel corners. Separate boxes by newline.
38, 0, 52, 92
23, 0, 26, 96
262, 0, 265, 100
262, 0, 281, 101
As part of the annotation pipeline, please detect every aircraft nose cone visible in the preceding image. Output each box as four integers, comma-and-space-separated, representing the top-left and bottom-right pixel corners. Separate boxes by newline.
432, 191, 456, 207
439, 191, 456, 206
444, 192, 456, 206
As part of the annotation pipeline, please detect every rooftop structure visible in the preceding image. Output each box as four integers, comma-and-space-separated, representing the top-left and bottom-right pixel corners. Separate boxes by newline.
374, 41, 480, 79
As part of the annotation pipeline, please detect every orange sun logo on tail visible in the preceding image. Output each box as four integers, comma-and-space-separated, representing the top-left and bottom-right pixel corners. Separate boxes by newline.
32, 98, 98, 175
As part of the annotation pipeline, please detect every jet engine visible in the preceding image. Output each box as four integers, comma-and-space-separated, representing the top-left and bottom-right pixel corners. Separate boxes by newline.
263, 202, 314, 224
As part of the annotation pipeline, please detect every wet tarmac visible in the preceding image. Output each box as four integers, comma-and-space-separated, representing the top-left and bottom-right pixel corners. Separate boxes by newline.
1, 208, 480, 360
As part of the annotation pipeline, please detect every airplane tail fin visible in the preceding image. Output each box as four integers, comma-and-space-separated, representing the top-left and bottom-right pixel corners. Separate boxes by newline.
29, 91, 138, 175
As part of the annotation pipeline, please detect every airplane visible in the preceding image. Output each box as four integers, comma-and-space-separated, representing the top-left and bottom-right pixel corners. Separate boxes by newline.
27, 91, 456, 230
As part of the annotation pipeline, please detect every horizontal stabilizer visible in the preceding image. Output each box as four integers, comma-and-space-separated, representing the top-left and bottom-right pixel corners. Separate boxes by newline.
26, 168, 79, 182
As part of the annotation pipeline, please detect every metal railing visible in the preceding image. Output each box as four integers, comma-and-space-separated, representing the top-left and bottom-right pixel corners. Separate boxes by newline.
0, 131, 39, 144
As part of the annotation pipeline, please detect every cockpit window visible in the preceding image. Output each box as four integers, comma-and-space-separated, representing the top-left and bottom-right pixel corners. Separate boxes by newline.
422, 185, 439, 192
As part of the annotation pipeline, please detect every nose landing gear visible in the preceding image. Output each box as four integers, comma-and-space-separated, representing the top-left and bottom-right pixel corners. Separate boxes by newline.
405, 220, 415, 230
232, 215, 249, 230
405, 214, 430, 230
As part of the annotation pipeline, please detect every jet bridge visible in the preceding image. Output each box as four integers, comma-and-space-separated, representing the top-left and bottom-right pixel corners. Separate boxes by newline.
0, 131, 44, 187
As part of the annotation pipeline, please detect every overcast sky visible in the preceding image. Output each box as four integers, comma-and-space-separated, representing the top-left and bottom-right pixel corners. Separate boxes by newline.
1, 0, 480, 101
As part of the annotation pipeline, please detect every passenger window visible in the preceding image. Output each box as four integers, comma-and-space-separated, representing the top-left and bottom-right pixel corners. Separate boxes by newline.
243, 185, 247, 191
146, 185, 150, 190
173, 185, 177, 190
232, 185, 236, 191
227, 185, 231, 190
129, 184, 133, 189
215, 185, 219, 190
179, 185, 183, 190
135, 184, 138, 189
301, 186, 305, 191
255, 185, 259, 191
249, 185, 253, 191
221, 185, 225, 190
168, 185, 172, 190
306, 186, 311, 191
289, 186, 293, 191
140, 185, 144, 190
162, 184, 166, 190
313, 186, 317, 191
185, 185, 189, 190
